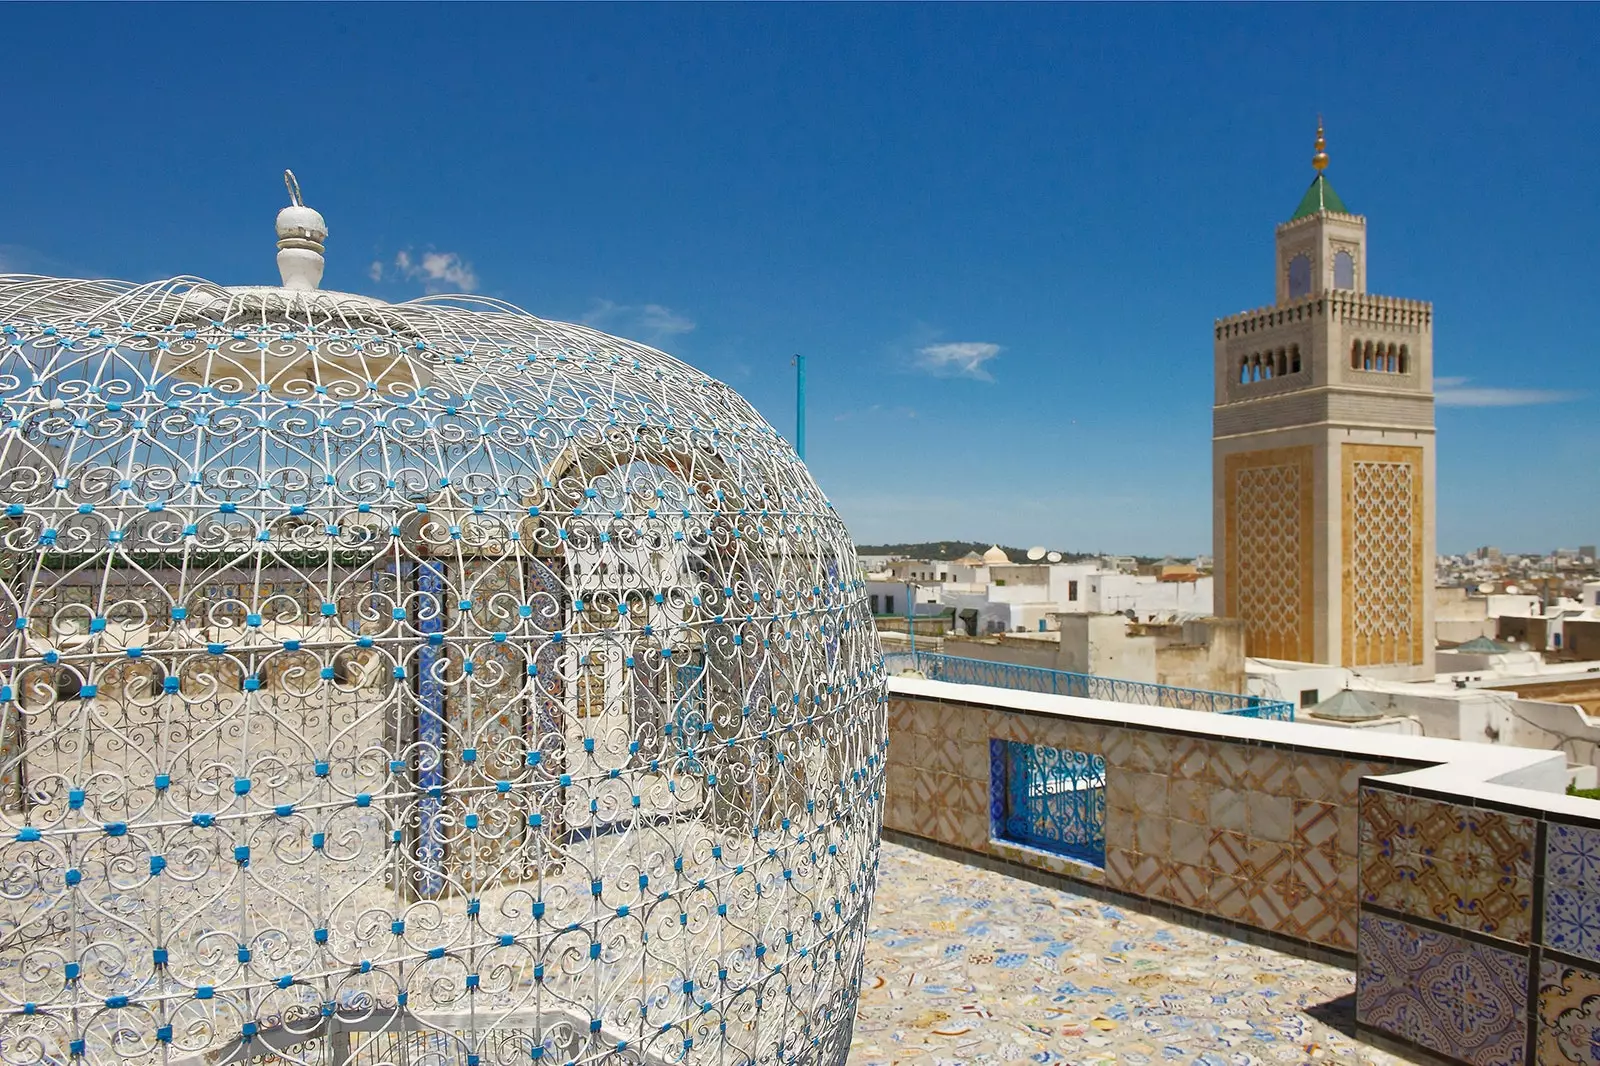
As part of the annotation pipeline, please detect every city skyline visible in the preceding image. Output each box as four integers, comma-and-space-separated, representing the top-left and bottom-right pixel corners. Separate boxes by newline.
3, 5, 1594, 554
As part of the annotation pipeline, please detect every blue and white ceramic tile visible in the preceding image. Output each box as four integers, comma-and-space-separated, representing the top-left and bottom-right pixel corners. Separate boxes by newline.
1546, 882, 1600, 965
1358, 911, 1527, 1066
1547, 823, 1600, 888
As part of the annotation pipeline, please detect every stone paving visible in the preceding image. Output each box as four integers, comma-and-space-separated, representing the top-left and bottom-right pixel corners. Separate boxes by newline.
850, 842, 1415, 1066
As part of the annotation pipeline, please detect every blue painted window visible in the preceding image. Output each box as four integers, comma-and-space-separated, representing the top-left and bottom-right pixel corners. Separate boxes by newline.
991, 738, 1106, 866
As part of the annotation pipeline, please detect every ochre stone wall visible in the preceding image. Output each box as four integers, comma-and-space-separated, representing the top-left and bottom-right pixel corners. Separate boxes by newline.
1341, 443, 1426, 667
1222, 446, 1316, 662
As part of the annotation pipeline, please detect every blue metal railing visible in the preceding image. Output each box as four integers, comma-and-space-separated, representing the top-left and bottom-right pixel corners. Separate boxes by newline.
883, 650, 1294, 721
993, 738, 1106, 865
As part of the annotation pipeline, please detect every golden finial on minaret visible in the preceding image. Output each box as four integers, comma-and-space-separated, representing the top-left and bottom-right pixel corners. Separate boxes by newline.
1312, 115, 1328, 172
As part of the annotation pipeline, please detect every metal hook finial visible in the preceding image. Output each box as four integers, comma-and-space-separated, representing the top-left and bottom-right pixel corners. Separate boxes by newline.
284, 170, 304, 207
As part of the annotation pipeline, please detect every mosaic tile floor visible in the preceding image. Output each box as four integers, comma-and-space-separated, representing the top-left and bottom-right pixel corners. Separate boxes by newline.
851, 843, 1416, 1066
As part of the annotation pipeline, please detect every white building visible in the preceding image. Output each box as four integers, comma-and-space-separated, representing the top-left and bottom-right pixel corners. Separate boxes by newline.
864, 544, 1214, 635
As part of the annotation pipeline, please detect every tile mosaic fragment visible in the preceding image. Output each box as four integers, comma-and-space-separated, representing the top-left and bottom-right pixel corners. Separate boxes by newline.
851, 842, 1410, 1065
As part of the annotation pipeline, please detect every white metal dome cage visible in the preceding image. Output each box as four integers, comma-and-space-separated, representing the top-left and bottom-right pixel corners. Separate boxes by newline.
0, 177, 886, 1066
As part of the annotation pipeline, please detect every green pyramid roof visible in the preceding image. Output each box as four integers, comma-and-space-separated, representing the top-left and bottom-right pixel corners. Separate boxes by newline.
1290, 173, 1349, 220
1309, 689, 1383, 722
1455, 636, 1513, 655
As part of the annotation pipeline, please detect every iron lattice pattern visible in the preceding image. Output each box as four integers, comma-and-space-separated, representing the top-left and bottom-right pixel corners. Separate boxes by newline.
1231, 464, 1304, 661
1348, 460, 1415, 666
0, 276, 886, 1066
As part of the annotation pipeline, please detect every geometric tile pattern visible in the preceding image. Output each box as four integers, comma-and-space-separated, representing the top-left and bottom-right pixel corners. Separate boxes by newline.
1538, 958, 1600, 1066
1359, 788, 1535, 943
885, 696, 1399, 953
853, 842, 1412, 1066
1546, 823, 1600, 965
1225, 447, 1314, 661
1356, 912, 1528, 1066
1342, 444, 1426, 667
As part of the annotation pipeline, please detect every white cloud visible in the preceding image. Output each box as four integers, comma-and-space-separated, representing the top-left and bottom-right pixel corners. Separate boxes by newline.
0, 244, 40, 274
1435, 377, 1580, 407
582, 300, 696, 342
915, 341, 1002, 381
370, 247, 480, 293
834, 404, 916, 423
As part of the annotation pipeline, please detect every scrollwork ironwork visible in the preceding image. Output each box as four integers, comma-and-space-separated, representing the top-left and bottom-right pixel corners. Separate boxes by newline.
0, 275, 886, 1065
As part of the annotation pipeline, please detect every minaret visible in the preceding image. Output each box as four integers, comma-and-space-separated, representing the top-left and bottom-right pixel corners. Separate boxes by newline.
1211, 121, 1437, 681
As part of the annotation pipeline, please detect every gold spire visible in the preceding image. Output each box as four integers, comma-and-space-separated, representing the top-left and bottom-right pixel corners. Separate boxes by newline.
1312, 115, 1328, 172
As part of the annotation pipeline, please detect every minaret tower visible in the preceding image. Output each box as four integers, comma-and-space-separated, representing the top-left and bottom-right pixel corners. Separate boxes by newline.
1212, 120, 1436, 681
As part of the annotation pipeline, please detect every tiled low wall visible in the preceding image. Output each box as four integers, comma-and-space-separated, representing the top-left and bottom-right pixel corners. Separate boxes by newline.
886, 677, 1570, 977
1357, 775, 1600, 1065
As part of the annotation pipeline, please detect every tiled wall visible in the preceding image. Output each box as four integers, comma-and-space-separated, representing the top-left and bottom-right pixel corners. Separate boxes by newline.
885, 694, 1403, 953
1357, 783, 1600, 1065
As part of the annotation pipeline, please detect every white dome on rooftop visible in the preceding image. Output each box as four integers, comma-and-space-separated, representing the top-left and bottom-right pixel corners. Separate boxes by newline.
983, 544, 1010, 565
0, 176, 885, 1066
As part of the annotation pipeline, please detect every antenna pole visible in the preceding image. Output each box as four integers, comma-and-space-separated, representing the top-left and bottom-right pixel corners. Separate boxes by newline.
793, 354, 807, 461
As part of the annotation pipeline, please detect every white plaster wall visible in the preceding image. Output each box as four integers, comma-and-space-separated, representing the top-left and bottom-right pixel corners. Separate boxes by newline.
1247, 660, 1352, 708
1085, 574, 1214, 617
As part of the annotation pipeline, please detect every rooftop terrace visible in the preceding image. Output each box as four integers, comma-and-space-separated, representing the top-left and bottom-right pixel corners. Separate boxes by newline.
880, 675, 1600, 1066
851, 841, 1410, 1065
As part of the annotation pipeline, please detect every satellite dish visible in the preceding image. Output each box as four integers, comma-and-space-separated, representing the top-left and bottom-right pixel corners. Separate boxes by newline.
1506, 584, 1519, 595
1046, 551, 1062, 563
1477, 582, 1493, 594
1027, 546, 1046, 561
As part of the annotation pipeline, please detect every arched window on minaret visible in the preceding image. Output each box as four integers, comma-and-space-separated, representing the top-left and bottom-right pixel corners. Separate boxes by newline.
1277, 348, 1288, 377
1291, 344, 1302, 374
1387, 344, 1397, 373
1398, 344, 1409, 374
1288, 254, 1312, 299
1351, 341, 1361, 370
1240, 355, 1250, 384
1363, 341, 1374, 371
1334, 250, 1355, 290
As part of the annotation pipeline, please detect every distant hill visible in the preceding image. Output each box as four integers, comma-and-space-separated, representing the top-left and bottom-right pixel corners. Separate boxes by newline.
855, 541, 1099, 563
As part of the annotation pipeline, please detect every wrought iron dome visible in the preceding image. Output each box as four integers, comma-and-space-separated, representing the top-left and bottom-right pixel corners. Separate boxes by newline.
0, 175, 886, 1066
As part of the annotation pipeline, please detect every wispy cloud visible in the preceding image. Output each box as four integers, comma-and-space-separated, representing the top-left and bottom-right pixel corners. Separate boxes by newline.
1435, 376, 1580, 407
582, 300, 696, 342
0, 243, 52, 275
834, 404, 917, 423
369, 248, 480, 293
914, 341, 1001, 381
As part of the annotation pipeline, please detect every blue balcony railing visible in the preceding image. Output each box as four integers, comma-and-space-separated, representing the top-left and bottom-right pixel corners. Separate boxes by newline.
883, 650, 1294, 721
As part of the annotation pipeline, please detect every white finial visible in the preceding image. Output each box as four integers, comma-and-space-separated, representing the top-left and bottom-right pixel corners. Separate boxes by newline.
275, 169, 327, 290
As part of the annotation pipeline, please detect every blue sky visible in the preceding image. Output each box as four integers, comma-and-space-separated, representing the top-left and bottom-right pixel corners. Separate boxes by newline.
4, 5, 1594, 555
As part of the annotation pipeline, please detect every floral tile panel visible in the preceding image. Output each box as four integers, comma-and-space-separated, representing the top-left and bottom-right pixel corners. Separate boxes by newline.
850, 842, 1414, 1066
1359, 787, 1534, 944
1538, 958, 1600, 1066
1545, 823, 1600, 965
1356, 912, 1526, 1066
